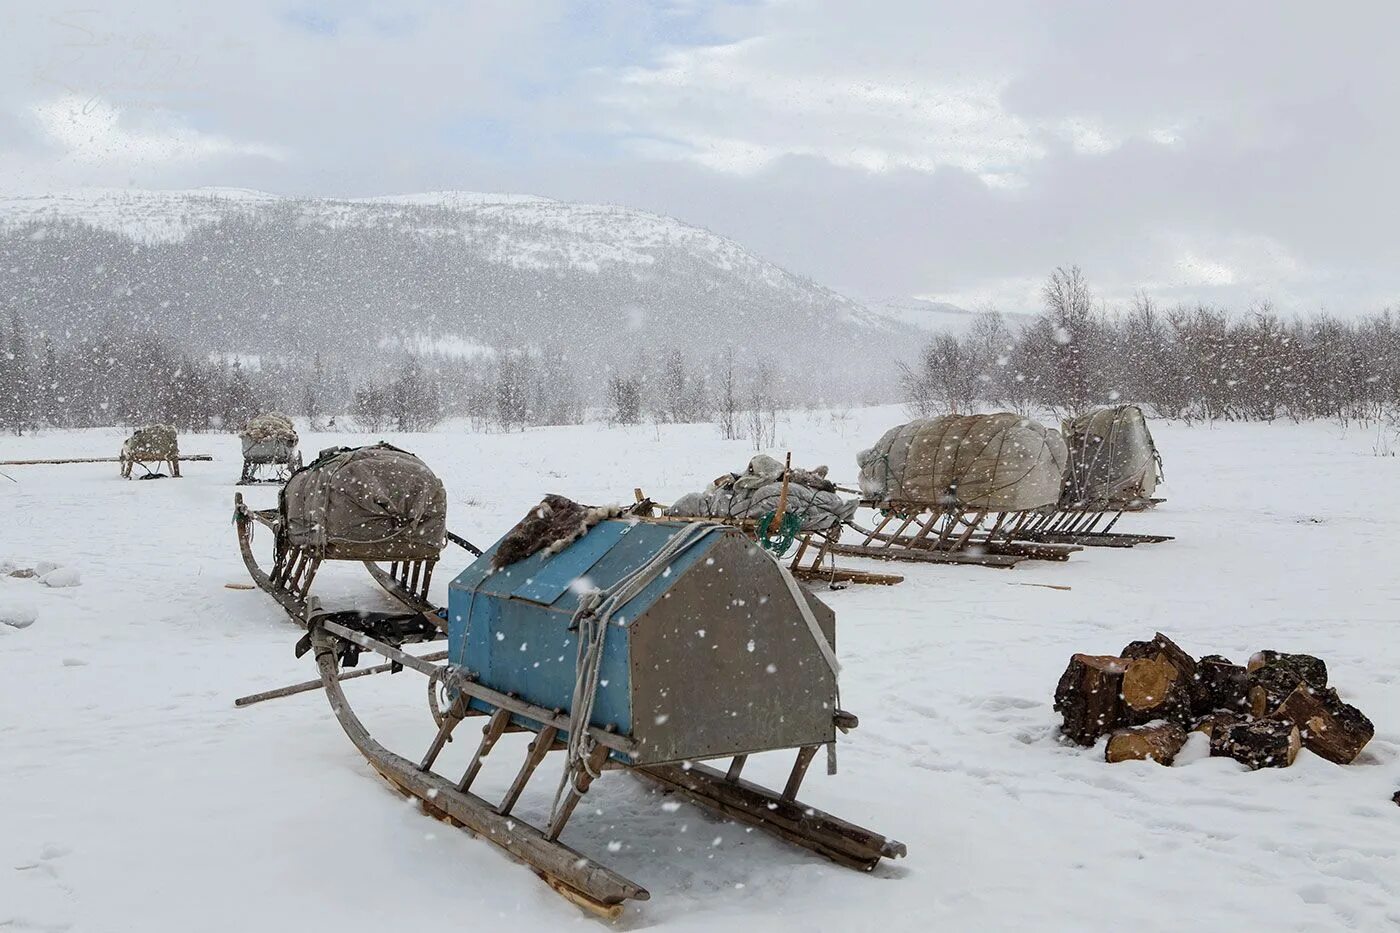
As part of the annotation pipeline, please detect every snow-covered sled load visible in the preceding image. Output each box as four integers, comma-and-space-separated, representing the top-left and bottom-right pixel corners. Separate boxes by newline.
662, 454, 900, 586
1060, 405, 1161, 508
1016, 405, 1173, 548
233, 442, 480, 621
668, 454, 855, 531
833, 413, 1082, 568
243, 496, 903, 918
237, 412, 302, 484
119, 424, 180, 478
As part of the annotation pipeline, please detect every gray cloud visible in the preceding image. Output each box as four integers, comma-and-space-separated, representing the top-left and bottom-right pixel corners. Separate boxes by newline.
2, 0, 1397, 314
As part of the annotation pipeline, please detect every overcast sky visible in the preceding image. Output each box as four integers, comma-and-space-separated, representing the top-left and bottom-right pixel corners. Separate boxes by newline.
2, 1, 1397, 314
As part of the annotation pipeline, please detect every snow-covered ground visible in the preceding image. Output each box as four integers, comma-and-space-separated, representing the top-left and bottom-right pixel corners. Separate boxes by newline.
2, 408, 1397, 931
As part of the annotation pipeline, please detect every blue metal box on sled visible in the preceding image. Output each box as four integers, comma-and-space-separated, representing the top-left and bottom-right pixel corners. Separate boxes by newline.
448, 518, 838, 767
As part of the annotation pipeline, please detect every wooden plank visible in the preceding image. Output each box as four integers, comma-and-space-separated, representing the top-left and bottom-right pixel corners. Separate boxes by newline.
828, 543, 1022, 568
637, 761, 906, 871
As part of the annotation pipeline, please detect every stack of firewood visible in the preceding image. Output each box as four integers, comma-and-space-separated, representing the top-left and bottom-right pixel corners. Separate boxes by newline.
1054, 633, 1374, 770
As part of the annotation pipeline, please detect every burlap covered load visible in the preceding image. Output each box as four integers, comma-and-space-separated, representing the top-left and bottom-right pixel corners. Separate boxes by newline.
240, 412, 299, 461
857, 413, 1068, 512
122, 424, 178, 461
1061, 405, 1160, 507
667, 454, 856, 531
280, 443, 447, 560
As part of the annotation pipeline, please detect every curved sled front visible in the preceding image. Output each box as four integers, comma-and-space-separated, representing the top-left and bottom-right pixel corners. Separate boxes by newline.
309, 638, 648, 918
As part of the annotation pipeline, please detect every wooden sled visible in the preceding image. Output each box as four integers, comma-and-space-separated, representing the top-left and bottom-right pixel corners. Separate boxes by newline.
232, 491, 482, 622
298, 616, 906, 919
633, 487, 903, 588
237, 439, 303, 485
1013, 499, 1173, 549
830, 501, 1083, 569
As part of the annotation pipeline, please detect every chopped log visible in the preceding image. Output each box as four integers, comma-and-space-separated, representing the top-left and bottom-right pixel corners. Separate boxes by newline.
1195, 655, 1248, 714
1192, 710, 1248, 740
1105, 722, 1188, 765
1247, 651, 1327, 688
1120, 655, 1193, 726
1248, 653, 1327, 717
1210, 719, 1301, 770
1121, 632, 1205, 712
1271, 686, 1374, 764
1054, 654, 1127, 746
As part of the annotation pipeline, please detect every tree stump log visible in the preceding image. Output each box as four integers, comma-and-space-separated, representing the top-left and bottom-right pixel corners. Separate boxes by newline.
1195, 655, 1248, 715
1122, 633, 1203, 708
1271, 686, 1374, 764
1054, 654, 1127, 746
1247, 651, 1328, 687
1192, 710, 1248, 740
1119, 655, 1193, 726
1210, 719, 1301, 770
1106, 722, 1188, 765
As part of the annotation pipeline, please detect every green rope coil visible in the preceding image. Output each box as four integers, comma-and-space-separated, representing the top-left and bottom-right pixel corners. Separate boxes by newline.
757, 509, 804, 557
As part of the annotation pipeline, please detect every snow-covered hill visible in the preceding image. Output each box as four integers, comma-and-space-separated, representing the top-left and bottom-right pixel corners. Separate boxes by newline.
0, 188, 909, 397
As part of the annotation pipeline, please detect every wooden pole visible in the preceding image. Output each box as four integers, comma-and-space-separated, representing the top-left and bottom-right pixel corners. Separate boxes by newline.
770, 452, 792, 532
0, 455, 213, 466
233, 650, 449, 707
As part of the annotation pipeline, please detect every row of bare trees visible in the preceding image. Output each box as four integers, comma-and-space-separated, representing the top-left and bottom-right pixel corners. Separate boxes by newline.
902, 266, 1400, 423
1, 309, 788, 443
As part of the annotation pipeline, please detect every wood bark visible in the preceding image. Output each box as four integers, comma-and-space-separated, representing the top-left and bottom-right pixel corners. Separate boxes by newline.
1195, 655, 1248, 715
1271, 686, 1374, 764
1247, 651, 1328, 688
1053, 654, 1127, 746
1210, 719, 1301, 770
1191, 710, 1247, 740
1105, 722, 1188, 765
1248, 653, 1328, 718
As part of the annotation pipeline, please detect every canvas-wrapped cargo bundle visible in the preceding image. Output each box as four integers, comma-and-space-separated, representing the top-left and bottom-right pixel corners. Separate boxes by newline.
857, 413, 1068, 512
667, 454, 856, 531
1061, 405, 1161, 507
240, 412, 299, 462
122, 424, 179, 462
279, 443, 446, 560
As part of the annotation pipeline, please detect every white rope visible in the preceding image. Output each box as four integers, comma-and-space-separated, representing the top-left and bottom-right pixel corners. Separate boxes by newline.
548, 521, 730, 820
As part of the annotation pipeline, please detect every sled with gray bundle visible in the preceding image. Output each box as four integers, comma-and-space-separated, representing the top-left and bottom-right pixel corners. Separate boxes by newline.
237, 412, 303, 484
239, 495, 904, 918
833, 413, 1083, 569
232, 442, 480, 623
119, 424, 181, 479
1015, 405, 1173, 548
653, 453, 903, 586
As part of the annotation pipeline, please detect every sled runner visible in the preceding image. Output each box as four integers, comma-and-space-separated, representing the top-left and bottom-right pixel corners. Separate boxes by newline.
1015, 406, 1173, 548
832, 413, 1082, 569
245, 497, 905, 918
232, 442, 480, 622
237, 412, 303, 485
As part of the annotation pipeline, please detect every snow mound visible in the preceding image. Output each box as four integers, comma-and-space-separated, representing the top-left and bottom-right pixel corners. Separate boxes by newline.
40, 567, 82, 588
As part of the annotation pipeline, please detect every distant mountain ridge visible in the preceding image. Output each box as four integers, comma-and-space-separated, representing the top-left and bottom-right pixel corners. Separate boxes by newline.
0, 187, 919, 398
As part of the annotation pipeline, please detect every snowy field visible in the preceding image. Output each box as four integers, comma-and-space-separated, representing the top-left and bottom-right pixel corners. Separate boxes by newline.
2, 407, 1397, 931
